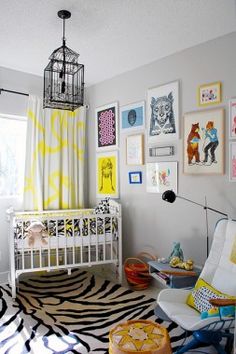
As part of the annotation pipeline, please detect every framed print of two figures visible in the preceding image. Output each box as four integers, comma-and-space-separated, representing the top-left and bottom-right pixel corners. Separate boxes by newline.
183, 108, 224, 174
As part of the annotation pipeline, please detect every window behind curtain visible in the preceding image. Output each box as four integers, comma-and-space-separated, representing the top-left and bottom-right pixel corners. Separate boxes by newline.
0, 114, 27, 197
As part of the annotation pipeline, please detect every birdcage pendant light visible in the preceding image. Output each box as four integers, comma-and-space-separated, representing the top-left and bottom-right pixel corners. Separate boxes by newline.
43, 10, 84, 111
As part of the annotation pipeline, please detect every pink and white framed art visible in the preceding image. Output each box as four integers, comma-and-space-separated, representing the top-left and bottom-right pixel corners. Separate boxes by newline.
95, 102, 118, 151
229, 98, 236, 139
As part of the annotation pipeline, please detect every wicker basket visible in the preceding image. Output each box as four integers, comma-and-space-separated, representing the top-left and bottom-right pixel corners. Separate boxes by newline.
124, 252, 156, 290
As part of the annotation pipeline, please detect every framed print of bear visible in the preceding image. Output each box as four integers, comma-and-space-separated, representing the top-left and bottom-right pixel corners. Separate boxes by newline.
147, 80, 179, 144
183, 108, 224, 175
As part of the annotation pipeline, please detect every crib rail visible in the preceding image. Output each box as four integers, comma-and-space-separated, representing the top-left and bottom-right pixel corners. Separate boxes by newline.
7, 201, 122, 298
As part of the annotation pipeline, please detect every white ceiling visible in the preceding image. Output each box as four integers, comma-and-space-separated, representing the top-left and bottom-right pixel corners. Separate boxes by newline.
1, 0, 236, 86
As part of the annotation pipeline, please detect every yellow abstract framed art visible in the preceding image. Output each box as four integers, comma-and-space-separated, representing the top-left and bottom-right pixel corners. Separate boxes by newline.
96, 151, 119, 198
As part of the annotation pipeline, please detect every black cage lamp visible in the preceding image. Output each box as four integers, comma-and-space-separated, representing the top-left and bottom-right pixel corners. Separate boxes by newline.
162, 190, 228, 258
43, 10, 84, 111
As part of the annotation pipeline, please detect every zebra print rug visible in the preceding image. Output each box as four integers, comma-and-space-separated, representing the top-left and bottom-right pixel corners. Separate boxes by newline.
0, 269, 212, 354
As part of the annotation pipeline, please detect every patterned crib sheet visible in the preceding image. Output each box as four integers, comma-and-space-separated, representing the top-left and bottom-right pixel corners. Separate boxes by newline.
14, 213, 118, 240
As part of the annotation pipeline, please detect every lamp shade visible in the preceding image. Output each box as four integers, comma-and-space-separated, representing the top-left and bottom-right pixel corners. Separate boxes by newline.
43, 9, 84, 111
162, 190, 176, 203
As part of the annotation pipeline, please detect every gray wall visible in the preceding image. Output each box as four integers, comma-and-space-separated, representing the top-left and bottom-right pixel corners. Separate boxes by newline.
87, 32, 236, 266
0, 67, 42, 281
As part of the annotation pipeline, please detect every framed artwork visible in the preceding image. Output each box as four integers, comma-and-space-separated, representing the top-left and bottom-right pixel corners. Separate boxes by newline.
229, 98, 236, 139
126, 134, 144, 165
129, 171, 142, 184
198, 82, 221, 107
95, 102, 118, 151
120, 101, 145, 131
96, 151, 119, 198
229, 142, 236, 182
149, 145, 174, 157
183, 108, 224, 175
146, 161, 178, 193
147, 80, 179, 144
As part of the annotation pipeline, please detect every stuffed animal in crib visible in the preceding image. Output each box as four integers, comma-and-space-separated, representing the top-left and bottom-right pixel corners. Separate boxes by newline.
26, 221, 48, 247
169, 256, 194, 271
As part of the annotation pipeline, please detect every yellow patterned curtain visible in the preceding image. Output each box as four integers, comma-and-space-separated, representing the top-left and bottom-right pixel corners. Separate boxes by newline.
24, 95, 86, 211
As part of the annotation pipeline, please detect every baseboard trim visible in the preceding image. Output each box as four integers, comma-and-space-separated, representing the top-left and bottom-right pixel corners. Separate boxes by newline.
0, 271, 9, 284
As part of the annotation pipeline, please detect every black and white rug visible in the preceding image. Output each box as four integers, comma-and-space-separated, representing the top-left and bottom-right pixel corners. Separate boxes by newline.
0, 269, 213, 353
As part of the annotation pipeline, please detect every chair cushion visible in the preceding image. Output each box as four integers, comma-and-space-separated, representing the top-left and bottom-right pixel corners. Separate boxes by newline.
187, 278, 236, 319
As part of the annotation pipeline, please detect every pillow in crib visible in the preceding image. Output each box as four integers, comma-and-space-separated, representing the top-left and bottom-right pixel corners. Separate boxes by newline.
95, 197, 110, 214
187, 278, 236, 319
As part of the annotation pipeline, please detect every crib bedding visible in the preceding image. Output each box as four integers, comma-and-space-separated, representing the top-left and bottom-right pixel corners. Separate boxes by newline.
14, 214, 118, 242
7, 200, 122, 299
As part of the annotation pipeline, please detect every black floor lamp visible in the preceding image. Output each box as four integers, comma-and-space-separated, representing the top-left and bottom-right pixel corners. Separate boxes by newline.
162, 190, 228, 258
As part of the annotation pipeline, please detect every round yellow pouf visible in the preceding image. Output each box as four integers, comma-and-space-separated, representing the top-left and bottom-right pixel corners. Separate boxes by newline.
109, 320, 172, 354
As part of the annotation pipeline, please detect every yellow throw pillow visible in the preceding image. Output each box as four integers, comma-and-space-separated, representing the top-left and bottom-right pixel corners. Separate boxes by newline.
187, 278, 236, 318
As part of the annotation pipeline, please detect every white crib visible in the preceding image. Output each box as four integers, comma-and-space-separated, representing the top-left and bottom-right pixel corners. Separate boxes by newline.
7, 200, 122, 299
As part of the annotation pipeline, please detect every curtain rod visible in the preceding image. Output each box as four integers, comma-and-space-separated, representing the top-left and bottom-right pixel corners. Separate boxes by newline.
0, 88, 90, 109
0, 88, 29, 97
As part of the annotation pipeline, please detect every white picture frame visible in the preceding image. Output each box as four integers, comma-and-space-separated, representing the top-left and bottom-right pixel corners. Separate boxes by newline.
95, 102, 118, 151
183, 108, 224, 175
146, 161, 178, 193
147, 80, 179, 144
229, 98, 236, 139
120, 101, 145, 132
126, 134, 144, 165
229, 142, 236, 182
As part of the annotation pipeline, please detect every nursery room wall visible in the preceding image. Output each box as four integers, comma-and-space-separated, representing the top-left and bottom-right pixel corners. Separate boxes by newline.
87, 32, 236, 267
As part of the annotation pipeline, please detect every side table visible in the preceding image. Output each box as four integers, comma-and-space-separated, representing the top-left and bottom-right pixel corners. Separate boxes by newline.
148, 261, 201, 289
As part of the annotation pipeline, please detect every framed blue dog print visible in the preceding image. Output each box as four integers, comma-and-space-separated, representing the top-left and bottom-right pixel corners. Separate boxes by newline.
147, 81, 179, 144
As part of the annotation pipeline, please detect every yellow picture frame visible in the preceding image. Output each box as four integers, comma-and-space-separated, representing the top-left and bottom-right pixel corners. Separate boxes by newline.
198, 81, 221, 107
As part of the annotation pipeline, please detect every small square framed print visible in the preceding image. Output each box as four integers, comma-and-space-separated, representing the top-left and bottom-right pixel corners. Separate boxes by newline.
120, 101, 145, 132
198, 82, 221, 107
129, 171, 142, 184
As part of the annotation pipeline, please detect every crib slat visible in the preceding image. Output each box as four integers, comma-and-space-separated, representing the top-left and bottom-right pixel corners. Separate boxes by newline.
64, 219, 67, 266
21, 221, 25, 270
56, 220, 59, 267
80, 217, 83, 264
111, 216, 113, 261
96, 217, 98, 262
46, 219, 49, 269
88, 216, 91, 265
72, 218, 75, 265
103, 217, 106, 261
